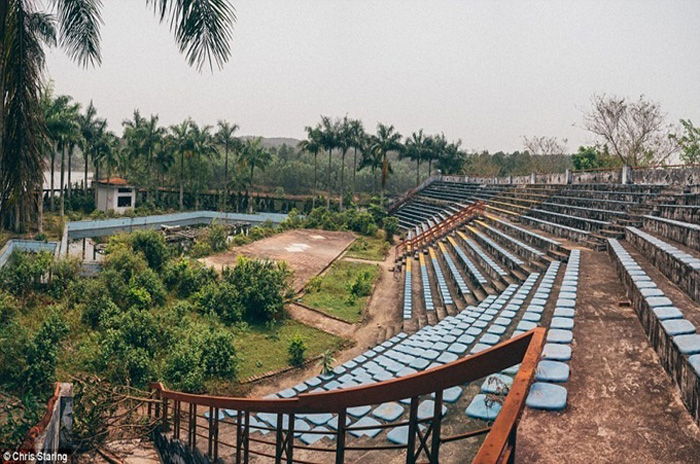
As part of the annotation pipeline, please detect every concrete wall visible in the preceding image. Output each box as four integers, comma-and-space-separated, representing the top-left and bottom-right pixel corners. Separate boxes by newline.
0, 240, 59, 269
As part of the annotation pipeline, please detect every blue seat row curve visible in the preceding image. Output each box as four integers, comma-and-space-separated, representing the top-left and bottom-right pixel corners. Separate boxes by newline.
418, 254, 435, 311
429, 248, 454, 306
438, 242, 470, 298
447, 237, 489, 286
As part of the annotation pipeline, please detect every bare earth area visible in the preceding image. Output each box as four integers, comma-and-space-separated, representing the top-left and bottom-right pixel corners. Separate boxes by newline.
201, 229, 356, 292
518, 249, 700, 464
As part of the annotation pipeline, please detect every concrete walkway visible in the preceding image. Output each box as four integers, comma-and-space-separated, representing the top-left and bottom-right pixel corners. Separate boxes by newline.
518, 249, 700, 463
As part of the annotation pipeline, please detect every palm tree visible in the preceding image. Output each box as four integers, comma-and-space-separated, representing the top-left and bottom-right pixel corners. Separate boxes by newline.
188, 122, 218, 209
435, 140, 466, 175
78, 101, 103, 194
369, 123, 403, 204
319, 116, 336, 209
122, 110, 165, 201
215, 120, 239, 211
239, 138, 272, 213
348, 119, 365, 198
404, 129, 429, 186
169, 119, 193, 211
336, 116, 352, 211
1, 0, 236, 231
426, 133, 447, 177
42, 90, 72, 212
298, 125, 322, 209
359, 134, 381, 193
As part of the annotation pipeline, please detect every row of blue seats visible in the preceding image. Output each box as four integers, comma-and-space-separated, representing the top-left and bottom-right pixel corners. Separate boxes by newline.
526, 251, 580, 411
627, 227, 700, 270
241, 273, 547, 445
438, 243, 471, 298
403, 264, 413, 320
419, 254, 435, 311
468, 227, 525, 267
429, 248, 454, 306
477, 221, 545, 258
608, 239, 700, 360
448, 237, 489, 286
459, 234, 509, 278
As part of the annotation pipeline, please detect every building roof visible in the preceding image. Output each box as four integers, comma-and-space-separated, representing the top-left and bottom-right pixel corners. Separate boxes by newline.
97, 177, 130, 186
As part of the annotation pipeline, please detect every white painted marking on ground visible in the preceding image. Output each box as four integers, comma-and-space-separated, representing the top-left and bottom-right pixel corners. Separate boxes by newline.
286, 243, 312, 252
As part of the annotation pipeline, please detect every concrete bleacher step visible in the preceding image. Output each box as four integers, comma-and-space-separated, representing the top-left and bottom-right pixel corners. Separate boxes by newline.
600, 228, 625, 239
547, 249, 569, 262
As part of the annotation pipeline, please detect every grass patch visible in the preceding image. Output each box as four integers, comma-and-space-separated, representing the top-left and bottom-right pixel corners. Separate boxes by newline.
300, 259, 380, 323
234, 319, 346, 381
345, 236, 390, 261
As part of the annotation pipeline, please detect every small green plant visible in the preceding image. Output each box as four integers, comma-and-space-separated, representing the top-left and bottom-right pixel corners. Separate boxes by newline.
306, 276, 322, 293
317, 349, 336, 375
288, 333, 307, 367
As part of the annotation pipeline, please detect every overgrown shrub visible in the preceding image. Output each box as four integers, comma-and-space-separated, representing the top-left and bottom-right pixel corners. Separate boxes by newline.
0, 251, 53, 297
130, 268, 167, 307
130, 230, 170, 270
193, 281, 243, 323
163, 258, 217, 298
288, 334, 307, 367
50, 257, 81, 298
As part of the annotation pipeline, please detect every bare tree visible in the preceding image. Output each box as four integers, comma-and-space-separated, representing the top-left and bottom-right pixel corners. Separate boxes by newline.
581, 94, 678, 167
522, 136, 569, 173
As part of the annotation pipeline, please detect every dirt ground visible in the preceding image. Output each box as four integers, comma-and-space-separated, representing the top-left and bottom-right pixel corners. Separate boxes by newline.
518, 249, 700, 464
201, 229, 356, 292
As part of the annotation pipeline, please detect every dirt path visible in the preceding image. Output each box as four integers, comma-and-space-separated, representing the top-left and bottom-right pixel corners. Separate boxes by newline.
518, 249, 700, 463
285, 302, 355, 338
248, 245, 402, 397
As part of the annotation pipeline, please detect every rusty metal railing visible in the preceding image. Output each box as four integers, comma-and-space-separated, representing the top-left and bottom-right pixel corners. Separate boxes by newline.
148, 328, 545, 464
395, 201, 485, 260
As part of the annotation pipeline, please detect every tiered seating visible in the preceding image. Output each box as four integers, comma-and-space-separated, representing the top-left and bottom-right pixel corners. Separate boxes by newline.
403, 259, 413, 320
626, 227, 700, 304
418, 253, 435, 312
643, 215, 700, 251
527, 252, 581, 411
438, 242, 470, 299
446, 236, 489, 289
456, 231, 509, 281
608, 239, 700, 423
475, 220, 545, 263
428, 247, 454, 307
465, 226, 526, 272
482, 213, 566, 256
252, 274, 553, 445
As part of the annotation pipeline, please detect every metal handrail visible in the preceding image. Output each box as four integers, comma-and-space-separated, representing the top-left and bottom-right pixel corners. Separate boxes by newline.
149, 328, 545, 463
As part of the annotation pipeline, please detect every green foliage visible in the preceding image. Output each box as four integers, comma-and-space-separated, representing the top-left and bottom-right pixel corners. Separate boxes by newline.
0, 251, 53, 297
103, 244, 148, 283
0, 309, 69, 394
50, 257, 81, 298
162, 257, 217, 298
129, 230, 170, 270
130, 268, 167, 307
163, 324, 238, 392
193, 281, 243, 323
571, 145, 620, 171
673, 119, 700, 165
287, 333, 307, 367
317, 349, 336, 376
223, 257, 293, 323
382, 216, 399, 242
0, 291, 19, 327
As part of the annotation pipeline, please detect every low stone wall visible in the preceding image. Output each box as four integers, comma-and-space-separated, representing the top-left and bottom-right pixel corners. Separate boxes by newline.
571, 170, 623, 184
0, 240, 60, 269
626, 229, 700, 306
657, 204, 700, 223
643, 216, 700, 251
631, 166, 700, 186
608, 245, 700, 426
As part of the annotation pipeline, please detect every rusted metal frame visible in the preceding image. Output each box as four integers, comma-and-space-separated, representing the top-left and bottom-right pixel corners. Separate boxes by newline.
430, 390, 443, 464
173, 400, 181, 440
441, 427, 491, 443
162, 398, 169, 429
148, 329, 540, 415
406, 397, 419, 464
472, 327, 545, 464
236, 410, 245, 463
208, 406, 214, 457
187, 403, 195, 449
335, 409, 347, 464
274, 412, 294, 463
213, 407, 220, 461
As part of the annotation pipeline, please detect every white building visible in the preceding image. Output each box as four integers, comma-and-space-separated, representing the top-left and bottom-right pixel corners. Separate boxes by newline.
95, 178, 136, 214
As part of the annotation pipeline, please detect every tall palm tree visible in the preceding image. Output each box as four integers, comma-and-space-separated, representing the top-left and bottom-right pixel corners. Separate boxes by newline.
42, 90, 73, 212
348, 119, 365, 198
369, 123, 403, 204
239, 137, 272, 213
215, 120, 239, 211
319, 116, 336, 209
435, 139, 466, 175
169, 119, 193, 211
1, 0, 237, 231
188, 122, 218, 209
78, 101, 103, 194
359, 134, 382, 193
426, 133, 447, 177
298, 125, 322, 209
335, 115, 352, 210
122, 110, 165, 201
404, 129, 428, 186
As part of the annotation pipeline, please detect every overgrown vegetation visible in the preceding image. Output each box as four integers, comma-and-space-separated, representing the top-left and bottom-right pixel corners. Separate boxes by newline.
300, 259, 380, 323
0, 228, 342, 449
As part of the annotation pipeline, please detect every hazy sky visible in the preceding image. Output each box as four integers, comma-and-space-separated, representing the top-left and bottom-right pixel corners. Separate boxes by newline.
45, 0, 700, 152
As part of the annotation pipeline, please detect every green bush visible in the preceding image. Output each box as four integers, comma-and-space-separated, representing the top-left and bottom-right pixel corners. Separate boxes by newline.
50, 257, 81, 298
130, 268, 167, 307
162, 258, 216, 298
223, 257, 293, 323
0, 251, 53, 297
103, 245, 148, 283
82, 292, 120, 329
287, 334, 307, 367
0, 290, 18, 326
193, 281, 243, 323
130, 230, 170, 270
